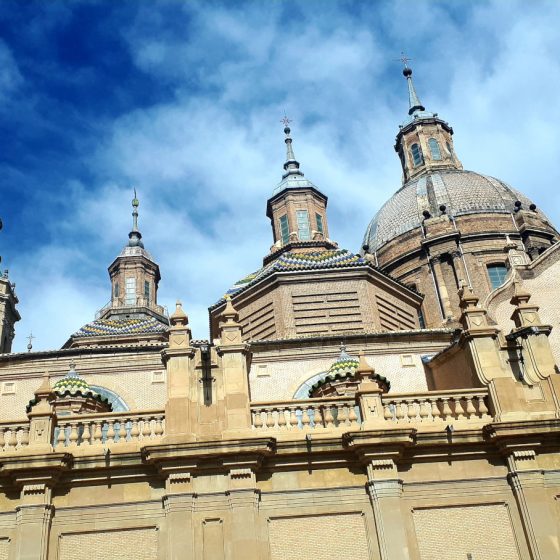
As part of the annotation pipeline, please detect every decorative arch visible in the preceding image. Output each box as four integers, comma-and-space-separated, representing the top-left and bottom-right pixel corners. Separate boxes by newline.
89, 385, 129, 412
292, 371, 328, 399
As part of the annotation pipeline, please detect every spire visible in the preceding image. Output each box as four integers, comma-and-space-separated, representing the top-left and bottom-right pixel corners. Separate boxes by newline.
128, 189, 144, 248
281, 116, 304, 180
400, 53, 425, 115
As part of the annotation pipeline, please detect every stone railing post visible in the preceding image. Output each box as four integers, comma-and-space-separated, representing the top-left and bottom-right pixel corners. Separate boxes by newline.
355, 352, 386, 429
27, 373, 57, 452
215, 296, 252, 434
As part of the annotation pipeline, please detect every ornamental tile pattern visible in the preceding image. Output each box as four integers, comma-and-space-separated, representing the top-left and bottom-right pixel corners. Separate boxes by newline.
363, 170, 539, 251
73, 317, 168, 338
217, 249, 368, 305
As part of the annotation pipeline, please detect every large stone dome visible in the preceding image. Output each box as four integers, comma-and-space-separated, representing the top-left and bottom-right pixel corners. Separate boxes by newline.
363, 170, 537, 252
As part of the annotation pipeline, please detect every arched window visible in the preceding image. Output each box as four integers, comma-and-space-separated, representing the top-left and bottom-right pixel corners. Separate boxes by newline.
428, 138, 442, 160
487, 263, 508, 289
410, 143, 423, 167
89, 385, 129, 411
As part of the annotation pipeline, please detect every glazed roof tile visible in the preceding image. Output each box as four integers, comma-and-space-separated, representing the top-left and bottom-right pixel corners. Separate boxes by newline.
72, 316, 168, 338
213, 249, 369, 307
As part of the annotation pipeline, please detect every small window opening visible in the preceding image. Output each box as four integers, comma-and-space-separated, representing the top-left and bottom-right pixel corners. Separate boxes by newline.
316, 213, 324, 235
487, 263, 508, 289
125, 277, 136, 305
144, 280, 150, 303
411, 143, 423, 167
428, 138, 442, 160
296, 210, 311, 241
279, 214, 290, 245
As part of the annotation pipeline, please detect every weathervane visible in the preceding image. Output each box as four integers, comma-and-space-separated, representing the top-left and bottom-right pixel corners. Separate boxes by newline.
281, 115, 292, 128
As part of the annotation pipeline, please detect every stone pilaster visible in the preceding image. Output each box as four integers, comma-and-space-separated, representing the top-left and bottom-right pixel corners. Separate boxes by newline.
162, 472, 195, 560
226, 466, 260, 560
162, 301, 196, 440
14, 483, 54, 560
430, 255, 454, 321
366, 458, 409, 560
355, 352, 386, 429
505, 449, 559, 559
216, 297, 252, 434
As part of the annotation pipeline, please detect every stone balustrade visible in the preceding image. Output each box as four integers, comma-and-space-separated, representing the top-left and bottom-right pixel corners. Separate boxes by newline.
250, 388, 492, 432
381, 389, 491, 424
0, 420, 30, 452
54, 410, 165, 448
250, 397, 361, 431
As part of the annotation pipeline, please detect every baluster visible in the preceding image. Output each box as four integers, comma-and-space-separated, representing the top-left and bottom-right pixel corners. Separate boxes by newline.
253, 410, 263, 429
81, 421, 91, 446
441, 398, 453, 421
419, 399, 429, 422
301, 407, 311, 429
20, 427, 29, 448
337, 405, 349, 426
348, 405, 358, 426
138, 418, 146, 440
313, 405, 323, 429
154, 416, 164, 438
277, 407, 287, 429
395, 402, 405, 423
323, 405, 334, 427
92, 422, 102, 445
130, 418, 140, 441
57, 425, 67, 448
407, 400, 418, 422
431, 399, 442, 422
107, 420, 116, 444
0, 427, 5, 451
477, 395, 490, 417
454, 398, 466, 420
465, 396, 476, 419
118, 419, 127, 442
289, 408, 299, 429
6, 429, 17, 450
68, 422, 79, 447
384, 403, 394, 422
266, 410, 275, 429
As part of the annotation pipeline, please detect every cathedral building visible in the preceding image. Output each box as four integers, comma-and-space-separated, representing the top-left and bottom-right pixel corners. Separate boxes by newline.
0, 65, 559, 560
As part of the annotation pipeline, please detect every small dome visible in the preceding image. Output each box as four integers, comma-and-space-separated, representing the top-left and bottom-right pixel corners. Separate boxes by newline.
327, 346, 359, 376
53, 363, 95, 396
363, 170, 541, 252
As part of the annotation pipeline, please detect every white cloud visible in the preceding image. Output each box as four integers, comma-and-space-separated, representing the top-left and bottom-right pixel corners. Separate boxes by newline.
9, 0, 560, 351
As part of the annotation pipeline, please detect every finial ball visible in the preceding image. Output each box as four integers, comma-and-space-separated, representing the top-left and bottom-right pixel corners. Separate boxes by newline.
403, 67, 412, 77
284, 126, 291, 135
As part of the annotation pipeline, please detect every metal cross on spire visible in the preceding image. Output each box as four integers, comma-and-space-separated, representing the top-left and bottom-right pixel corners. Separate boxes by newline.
26, 332, 34, 352
281, 115, 292, 128
398, 51, 412, 69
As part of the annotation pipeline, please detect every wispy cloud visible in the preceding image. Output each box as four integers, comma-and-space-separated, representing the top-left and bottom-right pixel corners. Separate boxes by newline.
2, 0, 560, 351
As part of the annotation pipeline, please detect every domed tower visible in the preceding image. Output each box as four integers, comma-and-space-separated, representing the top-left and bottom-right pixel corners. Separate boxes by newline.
64, 193, 169, 348
362, 62, 559, 327
210, 121, 423, 341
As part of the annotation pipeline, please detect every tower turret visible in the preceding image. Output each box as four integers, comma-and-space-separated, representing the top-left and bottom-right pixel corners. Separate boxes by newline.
394, 59, 463, 183
102, 192, 165, 322
266, 119, 336, 259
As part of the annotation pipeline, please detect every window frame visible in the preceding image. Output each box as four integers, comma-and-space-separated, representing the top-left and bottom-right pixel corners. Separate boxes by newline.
296, 209, 311, 241
486, 263, 508, 289
316, 213, 324, 235
428, 138, 442, 161
279, 214, 290, 245
410, 143, 423, 167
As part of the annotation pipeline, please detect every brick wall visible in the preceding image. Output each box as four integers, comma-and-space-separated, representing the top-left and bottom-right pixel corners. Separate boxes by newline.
413, 503, 520, 560
268, 513, 370, 560
58, 527, 158, 560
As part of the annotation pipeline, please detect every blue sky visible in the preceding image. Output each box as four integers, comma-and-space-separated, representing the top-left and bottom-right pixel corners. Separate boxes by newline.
1, 0, 560, 351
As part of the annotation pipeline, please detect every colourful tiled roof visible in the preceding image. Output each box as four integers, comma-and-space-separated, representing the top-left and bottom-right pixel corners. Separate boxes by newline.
73, 316, 168, 338
213, 249, 369, 307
